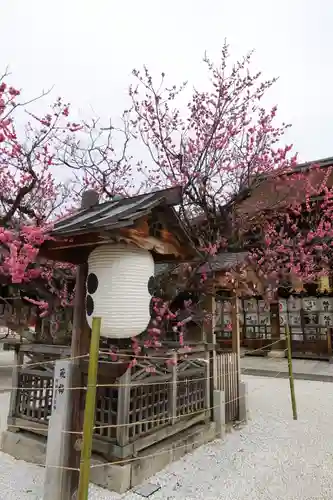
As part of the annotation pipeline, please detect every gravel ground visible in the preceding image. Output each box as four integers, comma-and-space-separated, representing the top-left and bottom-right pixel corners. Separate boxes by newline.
1, 375, 333, 499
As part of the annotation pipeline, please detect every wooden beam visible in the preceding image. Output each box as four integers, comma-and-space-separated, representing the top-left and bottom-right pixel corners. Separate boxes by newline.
231, 295, 241, 394
67, 263, 91, 499
19, 344, 71, 355
231, 296, 241, 356
116, 368, 131, 446
201, 293, 216, 420
327, 328, 332, 359
201, 293, 216, 344
7, 346, 23, 427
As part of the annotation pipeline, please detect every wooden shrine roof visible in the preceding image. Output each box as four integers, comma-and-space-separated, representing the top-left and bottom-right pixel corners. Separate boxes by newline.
40, 186, 198, 264
50, 187, 182, 237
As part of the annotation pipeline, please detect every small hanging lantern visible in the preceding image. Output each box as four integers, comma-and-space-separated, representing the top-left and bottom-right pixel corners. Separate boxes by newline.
291, 275, 305, 294
86, 243, 154, 339
317, 275, 331, 294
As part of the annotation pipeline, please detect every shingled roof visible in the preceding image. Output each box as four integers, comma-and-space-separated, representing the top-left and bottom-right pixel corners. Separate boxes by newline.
235, 156, 333, 217
51, 187, 184, 237
40, 186, 198, 264
154, 251, 248, 276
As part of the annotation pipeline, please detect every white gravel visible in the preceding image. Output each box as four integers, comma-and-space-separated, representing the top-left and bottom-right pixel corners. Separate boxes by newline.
1, 375, 333, 499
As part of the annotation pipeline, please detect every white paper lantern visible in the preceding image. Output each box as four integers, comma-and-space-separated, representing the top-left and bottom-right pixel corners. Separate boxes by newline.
258, 300, 270, 313
288, 312, 301, 326
279, 312, 288, 326
302, 297, 317, 312
86, 243, 154, 339
223, 300, 232, 313
288, 312, 303, 340
318, 297, 333, 312
319, 312, 333, 327
287, 296, 302, 312
223, 313, 232, 330
245, 313, 258, 325
278, 299, 287, 312
259, 313, 270, 326
244, 298, 257, 313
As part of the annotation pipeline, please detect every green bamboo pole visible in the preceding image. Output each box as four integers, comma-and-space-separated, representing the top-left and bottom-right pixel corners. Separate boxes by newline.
285, 324, 297, 420
77, 316, 101, 500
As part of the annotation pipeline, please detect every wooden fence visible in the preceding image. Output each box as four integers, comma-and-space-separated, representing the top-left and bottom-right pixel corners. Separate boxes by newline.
6, 343, 242, 460
7, 344, 212, 459
216, 352, 239, 422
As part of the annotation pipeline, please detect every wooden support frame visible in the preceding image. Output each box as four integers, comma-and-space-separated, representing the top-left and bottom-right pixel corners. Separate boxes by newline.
231, 296, 241, 357
7, 345, 24, 428
68, 263, 91, 498
200, 293, 216, 420
231, 295, 241, 419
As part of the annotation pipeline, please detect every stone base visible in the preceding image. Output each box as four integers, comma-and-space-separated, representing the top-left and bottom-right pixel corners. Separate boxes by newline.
267, 350, 285, 359
1, 422, 216, 494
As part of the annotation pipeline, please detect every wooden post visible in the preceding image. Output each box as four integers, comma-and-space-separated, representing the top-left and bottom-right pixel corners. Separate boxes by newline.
231, 295, 241, 420
231, 296, 241, 378
285, 325, 298, 420
66, 192, 98, 498
77, 317, 101, 500
201, 293, 216, 344
327, 328, 332, 360
168, 352, 177, 425
68, 263, 90, 499
211, 300, 217, 391
202, 293, 216, 419
7, 345, 24, 429
116, 368, 131, 446
204, 348, 211, 412
43, 359, 73, 500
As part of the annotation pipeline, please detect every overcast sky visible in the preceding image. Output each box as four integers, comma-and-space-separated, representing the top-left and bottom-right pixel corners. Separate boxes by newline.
1, 0, 332, 163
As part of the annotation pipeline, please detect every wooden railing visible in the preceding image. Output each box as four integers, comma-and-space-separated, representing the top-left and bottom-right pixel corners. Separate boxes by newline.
7, 343, 211, 459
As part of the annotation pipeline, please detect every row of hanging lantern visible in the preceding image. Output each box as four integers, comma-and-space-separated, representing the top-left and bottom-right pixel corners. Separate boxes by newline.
291, 275, 332, 295
84, 231, 333, 340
